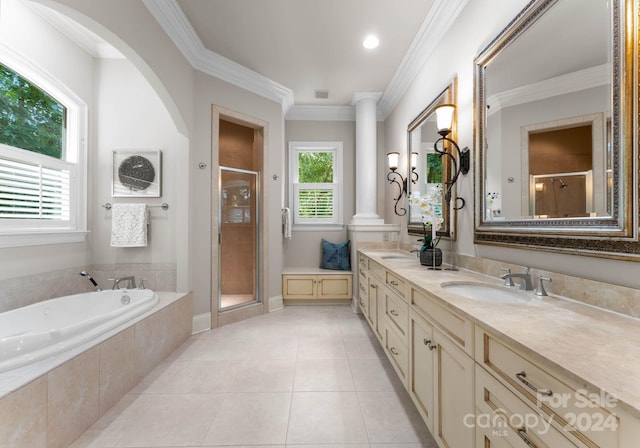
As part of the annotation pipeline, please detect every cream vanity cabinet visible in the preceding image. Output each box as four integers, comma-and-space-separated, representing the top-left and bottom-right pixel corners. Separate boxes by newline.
282, 268, 352, 301
409, 287, 475, 448
475, 327, 640, 448
358, 254, 409, 383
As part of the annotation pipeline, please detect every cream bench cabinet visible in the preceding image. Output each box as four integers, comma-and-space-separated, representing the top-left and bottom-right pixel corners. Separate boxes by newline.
282, 267, 352, 303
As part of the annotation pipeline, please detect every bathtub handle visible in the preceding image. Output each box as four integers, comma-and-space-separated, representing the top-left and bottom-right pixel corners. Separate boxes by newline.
108, 278, 120, 290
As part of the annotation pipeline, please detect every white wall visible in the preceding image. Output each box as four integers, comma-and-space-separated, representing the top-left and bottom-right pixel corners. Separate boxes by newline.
284, 120, 355, 268
92, 58, 178, 267
0, 0, 94, 281
385, 0, 640, 289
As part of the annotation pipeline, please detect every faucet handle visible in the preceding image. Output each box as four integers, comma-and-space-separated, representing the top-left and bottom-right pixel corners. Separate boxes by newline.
107, 278, 120, 290
138, 278, 148, 289
535, 275, 552, 296
500, 267, 515, 286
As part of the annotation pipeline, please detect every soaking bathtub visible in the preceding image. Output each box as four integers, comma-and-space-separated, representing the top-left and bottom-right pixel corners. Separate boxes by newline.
0, 289, 159, 373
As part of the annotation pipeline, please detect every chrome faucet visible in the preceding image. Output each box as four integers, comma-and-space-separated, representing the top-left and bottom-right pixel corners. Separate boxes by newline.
79, 271, 101, 291
500, 267, 534, 291
109, 276, 137, 290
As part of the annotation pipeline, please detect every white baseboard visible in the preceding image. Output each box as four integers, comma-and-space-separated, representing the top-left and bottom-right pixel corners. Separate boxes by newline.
192, 312, 211, 334
268, 295, 284, 312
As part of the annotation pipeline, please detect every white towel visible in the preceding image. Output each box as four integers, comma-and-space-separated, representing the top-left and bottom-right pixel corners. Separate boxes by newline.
282, 207, 292, 239
110, 203, 148, 247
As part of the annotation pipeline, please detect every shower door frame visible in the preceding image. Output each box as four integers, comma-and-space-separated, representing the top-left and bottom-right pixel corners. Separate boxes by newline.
218, 166, 262, 312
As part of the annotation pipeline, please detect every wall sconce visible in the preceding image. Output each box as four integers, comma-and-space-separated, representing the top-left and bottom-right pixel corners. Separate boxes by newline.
434, 104, 470, 210
387, 151, 418, 216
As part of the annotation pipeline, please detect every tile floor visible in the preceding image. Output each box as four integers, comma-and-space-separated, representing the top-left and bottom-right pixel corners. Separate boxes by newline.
71, 305, 438, 448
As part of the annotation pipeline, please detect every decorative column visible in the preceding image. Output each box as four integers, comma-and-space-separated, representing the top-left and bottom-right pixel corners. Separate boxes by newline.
351, 92, 384, 224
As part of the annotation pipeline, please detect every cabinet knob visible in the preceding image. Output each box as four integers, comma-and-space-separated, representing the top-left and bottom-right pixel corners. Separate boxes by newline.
423, 339, 436, 351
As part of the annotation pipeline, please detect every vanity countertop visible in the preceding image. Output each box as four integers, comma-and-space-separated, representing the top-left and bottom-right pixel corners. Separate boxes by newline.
359, 249, 640, 418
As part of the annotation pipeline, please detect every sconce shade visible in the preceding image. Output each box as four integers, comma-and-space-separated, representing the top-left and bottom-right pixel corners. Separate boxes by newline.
410, 152, 418, 170
435, 104, 455, 135
387, 152, 400, 171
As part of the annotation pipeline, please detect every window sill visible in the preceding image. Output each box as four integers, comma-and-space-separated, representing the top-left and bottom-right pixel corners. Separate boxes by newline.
292, 224, 345, 232
0, 230, 88, 248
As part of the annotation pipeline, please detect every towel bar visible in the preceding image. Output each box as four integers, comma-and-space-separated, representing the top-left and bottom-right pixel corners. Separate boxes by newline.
102, 202, 169, 210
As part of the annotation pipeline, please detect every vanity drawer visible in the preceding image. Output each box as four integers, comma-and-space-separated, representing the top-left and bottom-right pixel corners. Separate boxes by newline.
476, 328, 618, 448
385, 271, 406, 298
368, 260, 385, 280
411, 286, 474, 356
385, 326, 408, 382
476, 365, 582, 448
385, 289, 408, 337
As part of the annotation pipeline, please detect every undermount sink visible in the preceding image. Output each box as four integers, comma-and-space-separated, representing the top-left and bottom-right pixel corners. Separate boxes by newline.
441, 281, 532, 304
380, 255, 416, 262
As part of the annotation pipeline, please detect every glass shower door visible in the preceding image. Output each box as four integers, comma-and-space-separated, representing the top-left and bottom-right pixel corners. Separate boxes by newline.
219, 167, 259, 310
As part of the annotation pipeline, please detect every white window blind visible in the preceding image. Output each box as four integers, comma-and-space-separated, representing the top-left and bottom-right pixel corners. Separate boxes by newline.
294, 185, 337, 223
0, 145, 74, 228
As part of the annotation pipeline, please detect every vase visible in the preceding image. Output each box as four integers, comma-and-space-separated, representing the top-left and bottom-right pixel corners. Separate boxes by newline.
420, 248, 442, 267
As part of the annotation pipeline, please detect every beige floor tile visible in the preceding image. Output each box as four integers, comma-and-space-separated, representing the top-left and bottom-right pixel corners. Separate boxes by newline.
298, 335, 348, 358
202, 392, 291, 445
113, 393, 225, 447
349, 357, 406, 391
344, 337, 387, 359
358, 391, 432, 444
226, 357, 296, 392
287, 391, 369, 444
294, 357, 355, 391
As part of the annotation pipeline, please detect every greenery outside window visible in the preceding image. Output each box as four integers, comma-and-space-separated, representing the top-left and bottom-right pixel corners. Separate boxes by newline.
289, 142, 343, 227
0, 56, 87, 247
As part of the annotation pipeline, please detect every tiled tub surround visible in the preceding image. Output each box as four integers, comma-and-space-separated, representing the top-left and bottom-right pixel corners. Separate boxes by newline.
360, 249, 640, 421
0, 291, 192, 448
0, 263, 177, 313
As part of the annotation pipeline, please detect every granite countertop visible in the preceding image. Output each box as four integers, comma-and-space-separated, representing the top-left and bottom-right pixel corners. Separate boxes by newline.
359, 249, 640, 418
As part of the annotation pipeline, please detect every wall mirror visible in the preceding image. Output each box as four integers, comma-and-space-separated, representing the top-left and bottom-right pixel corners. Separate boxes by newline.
474, 0, 638, 257
407, 78, 457, 238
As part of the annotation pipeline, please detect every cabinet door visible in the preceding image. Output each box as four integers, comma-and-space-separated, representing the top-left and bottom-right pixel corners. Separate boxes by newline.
283, 275, 317, 299
318, 275, 352, 299
434, 327, 475, 448
367, 277, 379, 333
409, 311, 435, 431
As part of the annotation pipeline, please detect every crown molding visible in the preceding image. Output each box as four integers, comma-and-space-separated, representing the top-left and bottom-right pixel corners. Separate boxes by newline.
142, 0, 294, 111
487, 64, 611, 115
378, 0, 468, 119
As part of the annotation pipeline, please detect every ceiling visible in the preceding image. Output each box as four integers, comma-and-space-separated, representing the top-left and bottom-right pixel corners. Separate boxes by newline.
175, 0, 435, 106
30, 0, 469, 118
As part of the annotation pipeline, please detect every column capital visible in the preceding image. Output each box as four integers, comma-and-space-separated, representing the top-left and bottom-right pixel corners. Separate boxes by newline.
351, 92, 382, 105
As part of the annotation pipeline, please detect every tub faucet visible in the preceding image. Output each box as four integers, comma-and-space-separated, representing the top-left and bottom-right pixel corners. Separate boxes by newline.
109, 276, 137, 290
500, 267, 533, 291
79, 271, 101, 292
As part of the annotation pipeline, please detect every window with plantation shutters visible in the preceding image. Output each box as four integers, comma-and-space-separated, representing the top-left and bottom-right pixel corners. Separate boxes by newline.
0, 57, 86, 247
0, 146, 72, 222
289, 142, 343, 227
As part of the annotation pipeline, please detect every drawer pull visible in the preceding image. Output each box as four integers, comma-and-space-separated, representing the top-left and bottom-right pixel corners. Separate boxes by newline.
423, 339, 437, 351
516, 371, 553, 396
389, 347, 399, 355
390, 309, 399, 316
390, 280, 399, 286
517, 427, 538, 448
371, 284, 377, 289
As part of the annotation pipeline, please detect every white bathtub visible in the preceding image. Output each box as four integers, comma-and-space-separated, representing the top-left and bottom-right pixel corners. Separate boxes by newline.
0, 289, 159, 373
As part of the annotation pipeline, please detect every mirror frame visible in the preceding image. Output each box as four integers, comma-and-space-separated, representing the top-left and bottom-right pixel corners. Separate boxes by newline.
473, 0, 638, 258
407, 77, 457, 239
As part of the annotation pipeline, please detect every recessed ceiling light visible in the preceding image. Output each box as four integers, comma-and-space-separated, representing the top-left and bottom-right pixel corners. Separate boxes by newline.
362, 35, 379, 49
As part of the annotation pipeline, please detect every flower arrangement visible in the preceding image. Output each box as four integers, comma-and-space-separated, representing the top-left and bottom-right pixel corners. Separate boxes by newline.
409, 184, 443, 251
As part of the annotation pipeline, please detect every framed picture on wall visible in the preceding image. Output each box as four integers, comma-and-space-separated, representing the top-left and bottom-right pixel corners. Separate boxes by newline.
112, 149, 162, 197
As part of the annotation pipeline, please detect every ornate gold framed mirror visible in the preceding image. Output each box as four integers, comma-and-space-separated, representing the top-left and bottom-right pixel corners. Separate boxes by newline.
474, 0, 638, 257
407, 77, 457, 238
